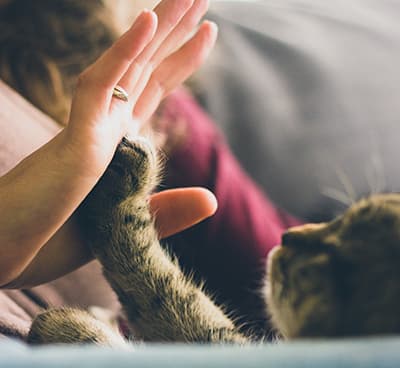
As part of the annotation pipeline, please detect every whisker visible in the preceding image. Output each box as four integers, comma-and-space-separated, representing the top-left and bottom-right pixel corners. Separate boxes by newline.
321, 187, 354, 206
365, 163, 376, 196
371, 152, 386, 194
365, 129, 386, 195
333, 166, 357, 204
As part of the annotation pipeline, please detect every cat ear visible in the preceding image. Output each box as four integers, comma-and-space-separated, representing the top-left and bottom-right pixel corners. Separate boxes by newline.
282, 223, 327, 248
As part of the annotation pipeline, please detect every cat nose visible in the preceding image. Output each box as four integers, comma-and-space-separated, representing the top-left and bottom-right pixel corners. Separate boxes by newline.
282, 223, 325, 247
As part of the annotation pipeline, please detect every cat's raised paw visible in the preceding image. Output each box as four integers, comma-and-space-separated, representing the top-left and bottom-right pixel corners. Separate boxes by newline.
87, 136, 159, 210
110, 136, 159, 198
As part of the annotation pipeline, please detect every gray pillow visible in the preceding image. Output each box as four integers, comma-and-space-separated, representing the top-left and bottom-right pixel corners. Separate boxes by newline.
195, 0, 400, 221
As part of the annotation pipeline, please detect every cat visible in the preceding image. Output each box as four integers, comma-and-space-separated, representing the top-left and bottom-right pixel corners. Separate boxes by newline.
27, 136, 400, 346
267, 193, 400, 338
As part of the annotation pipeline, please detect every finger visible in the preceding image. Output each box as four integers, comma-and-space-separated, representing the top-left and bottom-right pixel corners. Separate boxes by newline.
73, 10, 157, 111
151, 0, 209, 66
134, 21, 218, 121
119, 0, 195, 93
150, 187, 218, 239
127, 0, 209, 108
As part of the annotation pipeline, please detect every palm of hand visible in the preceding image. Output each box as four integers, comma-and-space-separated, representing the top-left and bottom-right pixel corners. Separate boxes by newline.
64, 0, 217, 179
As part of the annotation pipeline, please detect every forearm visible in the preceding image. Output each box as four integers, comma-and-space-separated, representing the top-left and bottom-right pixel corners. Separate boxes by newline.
0, 130, 100, 286
3, 216, 93, 289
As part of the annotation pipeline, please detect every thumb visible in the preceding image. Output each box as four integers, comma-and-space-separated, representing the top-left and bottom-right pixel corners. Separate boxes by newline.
149, 187, 218, 239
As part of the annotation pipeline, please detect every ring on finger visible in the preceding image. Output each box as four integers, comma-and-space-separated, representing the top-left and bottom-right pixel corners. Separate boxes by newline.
112, 85, 129, 102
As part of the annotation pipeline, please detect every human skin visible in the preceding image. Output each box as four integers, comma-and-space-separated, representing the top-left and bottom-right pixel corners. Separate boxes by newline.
0, 0, 218, 288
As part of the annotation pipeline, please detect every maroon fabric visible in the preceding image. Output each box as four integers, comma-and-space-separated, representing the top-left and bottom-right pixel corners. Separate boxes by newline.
161, 89, 301, 335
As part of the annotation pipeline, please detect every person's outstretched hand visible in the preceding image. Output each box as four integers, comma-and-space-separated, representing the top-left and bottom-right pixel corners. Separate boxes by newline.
64, 0, 218, 256
0, 0, 218, 288
65, 0, 218, 179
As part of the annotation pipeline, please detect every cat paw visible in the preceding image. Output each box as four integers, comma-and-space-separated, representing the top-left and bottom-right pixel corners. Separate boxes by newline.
109, 136, 159, 199
77, 136, 159, 259
83, 136, 159, 214
27, 308, 129, 348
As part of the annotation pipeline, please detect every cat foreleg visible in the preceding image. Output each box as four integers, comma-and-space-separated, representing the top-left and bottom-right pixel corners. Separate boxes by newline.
79, 138, 248, 343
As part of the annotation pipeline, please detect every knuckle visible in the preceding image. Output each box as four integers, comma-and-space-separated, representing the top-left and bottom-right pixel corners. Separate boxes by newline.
131, 61, 145, 76
76, 70, 109, 92
112, 43, 133, 65
153, 78, 166, 97
76, 71, 90, 88
145, 62, 155, 75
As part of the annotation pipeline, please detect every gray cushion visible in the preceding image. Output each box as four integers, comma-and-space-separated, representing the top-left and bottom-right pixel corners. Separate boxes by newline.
2, 337, 400, 367
196, 0, 400, 220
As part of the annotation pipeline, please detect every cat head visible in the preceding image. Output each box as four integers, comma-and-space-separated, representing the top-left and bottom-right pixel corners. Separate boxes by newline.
266, 193, 400, 338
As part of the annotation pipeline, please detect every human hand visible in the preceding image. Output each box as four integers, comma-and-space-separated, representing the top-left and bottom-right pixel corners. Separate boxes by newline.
0, 0, 218, 288
63, 0, 217, 179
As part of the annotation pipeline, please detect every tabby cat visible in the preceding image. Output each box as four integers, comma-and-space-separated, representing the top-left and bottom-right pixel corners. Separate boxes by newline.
267, 194, 400, 338
27, 137, 400, 346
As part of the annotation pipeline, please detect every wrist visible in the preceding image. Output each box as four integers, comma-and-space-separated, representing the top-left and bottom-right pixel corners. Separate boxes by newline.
57, 127, 114, 181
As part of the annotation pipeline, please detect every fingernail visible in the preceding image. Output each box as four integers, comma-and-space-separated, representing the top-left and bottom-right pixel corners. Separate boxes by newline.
141, 8, 157, 18
132, 9, 156, 30
206, 20, 218, 32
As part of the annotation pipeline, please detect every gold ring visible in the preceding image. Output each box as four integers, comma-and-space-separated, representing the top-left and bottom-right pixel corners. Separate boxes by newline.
112, 85, 129, 102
